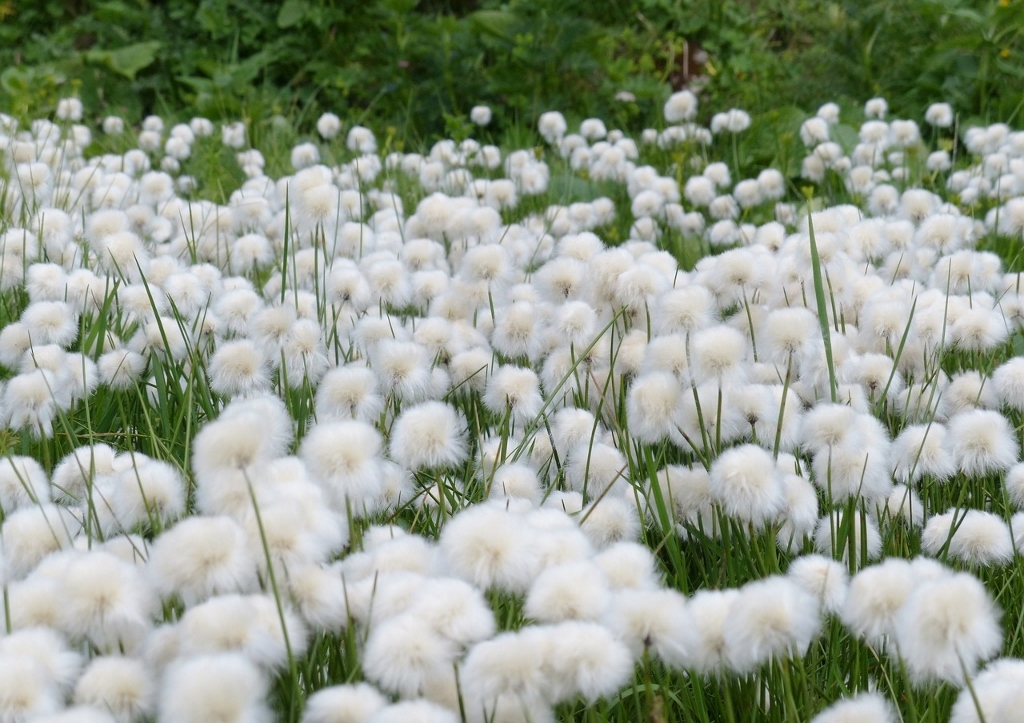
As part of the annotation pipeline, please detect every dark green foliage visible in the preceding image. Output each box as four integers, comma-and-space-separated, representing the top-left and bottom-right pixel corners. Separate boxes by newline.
0, 0, 1020, 137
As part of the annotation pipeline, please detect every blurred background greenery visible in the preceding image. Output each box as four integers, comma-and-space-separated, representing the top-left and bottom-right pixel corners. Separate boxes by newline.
1, 0, 1021, 139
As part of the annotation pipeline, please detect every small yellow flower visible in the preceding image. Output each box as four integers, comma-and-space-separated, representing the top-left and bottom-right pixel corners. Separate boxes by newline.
1001, 48, 1011, 59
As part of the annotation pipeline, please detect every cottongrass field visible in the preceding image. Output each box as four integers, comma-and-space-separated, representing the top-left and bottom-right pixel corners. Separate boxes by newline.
2, 92, 1024, 723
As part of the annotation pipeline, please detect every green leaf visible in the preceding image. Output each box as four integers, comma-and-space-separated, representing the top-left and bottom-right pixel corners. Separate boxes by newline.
85, 41, 162, 80
0, 67, 30, 95
469, 10, 517, 43
277, 0, 307, 29
831, 123, 860, 154
383, 0, 419, 13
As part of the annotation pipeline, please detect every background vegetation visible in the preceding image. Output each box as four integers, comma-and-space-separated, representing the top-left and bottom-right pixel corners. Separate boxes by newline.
2, 0, 1022, 139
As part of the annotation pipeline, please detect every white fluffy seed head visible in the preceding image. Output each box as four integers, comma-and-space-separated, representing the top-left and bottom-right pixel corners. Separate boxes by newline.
626, 372, 683, 444
841, 558, 915, 644
315, 365, 383, 423
604, 588, 696, 667
922, 508, 1014, 566
809, 692, 897, 723
439, 504, 539, 594
690, 325, 748, 384
159, 652, 271, 723
147, 515, 259, 605
993, 357, 1024, 410
488, 463, 541, 504
301, 683, 387, 723
0, 455, 50, 511
0, 653, 62, 720
389, 401, 467, 470
949, 409, 1018, 477
723, 575, 821, 674
895, 572, 1002, 686
538, 621, 635, 704
301, 420, 383, 512
0, 627, 82, 693
361, 614, 457, 699
591, 542, 660, 590
891, 423, 956, 483
73, 655, 155, 721
787, 554, 849, 615
579, 496, 640, 549
55, 550, 158, 654
483, 366, 544, 424
208, 339, 271, 398
525, 561, 611, 623
708, 444, 785, 528
1, 503, 81, 579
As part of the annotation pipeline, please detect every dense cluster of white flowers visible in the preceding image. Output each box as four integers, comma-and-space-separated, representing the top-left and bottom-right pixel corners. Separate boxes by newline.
0, 93, 1022, 721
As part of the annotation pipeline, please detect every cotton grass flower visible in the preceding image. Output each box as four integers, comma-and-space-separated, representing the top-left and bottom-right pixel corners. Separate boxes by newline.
159, 652, 270, 723
488, 463, 542, 503
208, 339, 271, 397
3, 368, 69, 438
1, 502, 81, 579
538, 111, 568, 144
810, 692, 897, 723
490, 301, 544, 359
73, 655, 155, 722
882, 484, 925, 528
948, 409, 1018, 477
841, 558, 916, 645
91, 457, 186, 536
949, 658, 1024, 723
538, 621, 635, 704
776, 471, 820, 551
370, 339, 434, 403
176, 593, 308, 669
626, 372, 683, 444
0, 627, 82, 695
315, 365, 384, 422
0, 653, 62, 721
682, 588, 739, 675
55, 549, 160, 653
604, 588, 696, 667
925, 102, 954, 128
788, 554, 849, 615
361, 614, 458, 699
404, 576, 497, 646
664, 90, 698, 122
438, 503, 538, 593
301, 683, 387, 723
565, 441, 628, 499
921, 508, 1014, 566
390, 401, 467, 470
579, 496, 640, 549
891, 423, 956, 483
723, 575, 821, 673
21, 301, 77, 347
708, 444, 785, 528
0, 455, 50, 510
301, 419, 384, 512
809, 417, 892, 503
483, 366, 544, 425
895, 571, 1002, 686
525, 560, 611, 623
992, 357, 1024, 410
146, 515, 259, 605
459, 629, 553, 720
